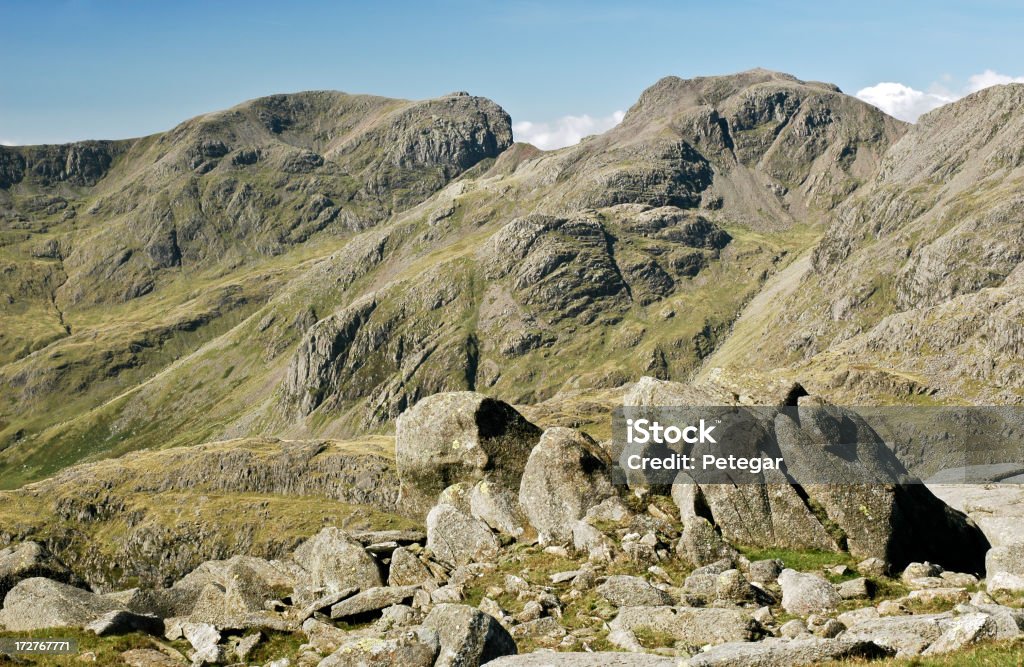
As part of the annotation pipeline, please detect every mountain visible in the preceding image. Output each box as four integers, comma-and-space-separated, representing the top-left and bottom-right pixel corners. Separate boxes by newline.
0, 69, 908, 485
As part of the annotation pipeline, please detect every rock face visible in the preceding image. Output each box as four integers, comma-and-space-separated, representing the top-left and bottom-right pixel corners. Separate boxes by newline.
422, 603, 517, 667
292, 528, 384, 592
519, 427, 615, 544
395, 392, 542, 517
0, 577, 124, 631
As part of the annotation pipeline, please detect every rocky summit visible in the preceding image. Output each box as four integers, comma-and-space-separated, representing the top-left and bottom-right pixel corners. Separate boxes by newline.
2, 69, 1024, 665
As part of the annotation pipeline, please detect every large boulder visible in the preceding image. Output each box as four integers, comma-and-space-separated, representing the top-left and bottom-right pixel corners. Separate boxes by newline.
0, 541, 74, 599
519, 427, 615, 544
426, 504, 500, 568
986, 544, 1024, 592
318, 628, 439, 667
688, 638, 892, 666
291, 528, 384, 593
597, 576, 675, 607
608, 606, 761, 649
0, 577, 124, 631
777, 569, 842, 616
395, 392, 542, 518
422, 603, 517, 666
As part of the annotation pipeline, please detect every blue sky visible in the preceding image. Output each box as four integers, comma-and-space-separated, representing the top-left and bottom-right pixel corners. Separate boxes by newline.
2, 0, 1023, 147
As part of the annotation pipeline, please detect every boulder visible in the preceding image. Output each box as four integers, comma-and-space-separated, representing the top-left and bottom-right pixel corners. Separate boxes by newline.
841, 613, 951, 657
921, 612, 996, 655
329, 585, 419, 620
318, 628, 439, 666
608, 606, 761, 649
469, 480, 529, 538
426, 503, 500, 568
422, 603, 517, 667
777, 569, 842, 616
837, 577, 872, 600
388, 547, 432, 587
292, 528, 384, 592
486, 654, 679, 666
0, 577, 124, 631
519, 427, 615, 544
0, 541, 74, 599
986, 544, 1024, 592
395, 392, 542, 517
596, 576, 674, 607
688, 638, 892, 666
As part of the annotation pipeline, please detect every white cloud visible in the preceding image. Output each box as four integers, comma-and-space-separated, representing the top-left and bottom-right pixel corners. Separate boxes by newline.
513, 110, 625, 150
856, 70, 1024, 123
966, 69, 1024, 92
0, 139, 16, 146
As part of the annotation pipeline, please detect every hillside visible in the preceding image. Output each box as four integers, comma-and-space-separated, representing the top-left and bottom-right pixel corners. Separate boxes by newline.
0, 69, 905, 485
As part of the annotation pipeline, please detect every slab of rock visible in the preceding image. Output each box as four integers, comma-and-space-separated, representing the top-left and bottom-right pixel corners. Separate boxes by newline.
319, 628, 440, 667
778, 569, 842, 616
0, 542, 74, 599
519, 427, 614, 544
597, 576, 674, 607
609, 606, 761, 648
427, 503, 500, 568
487, 653, 679, 666
395, 392, 542, 517
837, 577, 872, 600
292, 527, 384, 592
986, 544, 1024, 592
688, 638, 892, 666
0, 577, 124, 631
423, 603, 517, 666
841, 613, 951, 656
922, 612, 996, 655
329, 585, 419, 619
120, 649, 185, 667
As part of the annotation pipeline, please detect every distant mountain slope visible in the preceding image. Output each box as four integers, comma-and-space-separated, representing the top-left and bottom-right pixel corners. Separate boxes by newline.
705, 83, 1024, 404
0, 69, 919, 484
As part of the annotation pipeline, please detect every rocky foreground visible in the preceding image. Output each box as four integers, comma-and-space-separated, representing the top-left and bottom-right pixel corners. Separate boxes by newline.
2, 384, 1024, 666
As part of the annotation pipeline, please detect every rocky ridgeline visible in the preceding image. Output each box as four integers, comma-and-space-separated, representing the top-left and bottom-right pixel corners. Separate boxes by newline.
2, 388, 1022, 666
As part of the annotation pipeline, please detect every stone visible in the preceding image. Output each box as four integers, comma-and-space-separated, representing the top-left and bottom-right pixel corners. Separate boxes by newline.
715, 569, 752, 602
234, 632, 262, 661
837, 577, 872, 600
0, 577, 124, 631
292, 528, 384, 593
550, 570, 582, 584
510, 617, 566, 640
389, 547, 432, 587
301, 617, 350, 654
597, 576, 674, 607
608, 606, 761, 648
571, 521, 613, 562
906, 587, 969, 604
120, 649, 184, 667
780, 619, 811, 638
519, 428, 615, 544
857, 557, 888, 577
423, 603, 517, 667
747, 559, 783, 584
426, 503, 500, 568
841, 614, 951, 657
469, 480, 529, 538
687, 638, 893, 666
922, 613, 996, 655
0, 542, 74, 599
329, 586, 419, 619
486, 654, 680, 666
837, 607, 879, 627
876, 600, 910, 616
318, 628, 439, 667
395, 392, 542, 517
986, 545, 1024, 592
902, 562, 942, 582
777, 569, 842, 616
